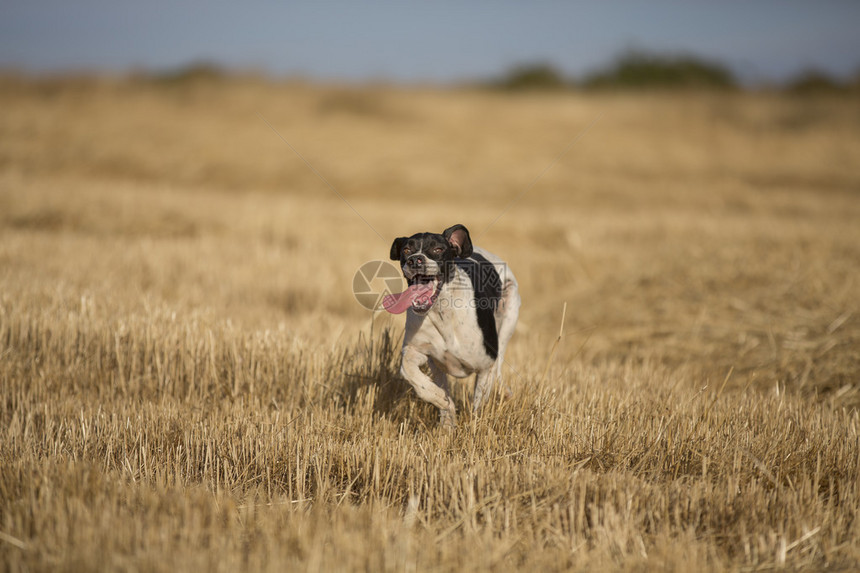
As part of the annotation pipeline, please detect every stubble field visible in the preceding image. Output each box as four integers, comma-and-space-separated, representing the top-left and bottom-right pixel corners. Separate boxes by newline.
1, 74, 859, 571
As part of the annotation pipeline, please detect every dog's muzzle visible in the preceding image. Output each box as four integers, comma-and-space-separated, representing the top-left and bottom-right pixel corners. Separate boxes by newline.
406, 273, 443, 314
382, 256, 446, 315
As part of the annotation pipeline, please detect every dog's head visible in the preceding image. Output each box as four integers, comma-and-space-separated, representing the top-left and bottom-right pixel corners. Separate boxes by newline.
388, 224, 473, 314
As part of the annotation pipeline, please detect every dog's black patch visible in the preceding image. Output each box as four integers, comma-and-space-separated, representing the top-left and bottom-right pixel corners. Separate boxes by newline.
455, 252, 501, 359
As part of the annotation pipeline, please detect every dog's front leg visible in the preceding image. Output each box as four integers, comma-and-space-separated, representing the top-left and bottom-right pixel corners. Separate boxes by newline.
401, 346, 457, 427
427, 358, 457, 428
472, 368, 497, 413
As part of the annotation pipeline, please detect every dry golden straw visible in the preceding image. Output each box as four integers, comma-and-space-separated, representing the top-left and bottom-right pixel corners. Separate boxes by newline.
1, 74, 859, 571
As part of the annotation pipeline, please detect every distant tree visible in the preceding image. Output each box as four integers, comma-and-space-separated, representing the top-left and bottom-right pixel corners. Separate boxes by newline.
147, 62, 227, 85
490, 62, 569, 91
852, 67, 860, 91
583, 50, 737, 90
785, 68, 849, 95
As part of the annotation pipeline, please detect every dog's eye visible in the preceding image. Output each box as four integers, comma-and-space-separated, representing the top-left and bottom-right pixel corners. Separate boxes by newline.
402, 248, 411, 255
433, 247, 444, 254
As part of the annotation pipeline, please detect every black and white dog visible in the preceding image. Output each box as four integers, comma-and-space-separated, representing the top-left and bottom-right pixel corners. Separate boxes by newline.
385, 224, 520, 427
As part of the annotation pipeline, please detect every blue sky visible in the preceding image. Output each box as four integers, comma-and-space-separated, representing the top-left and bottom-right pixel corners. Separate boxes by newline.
1, 2, 859, 83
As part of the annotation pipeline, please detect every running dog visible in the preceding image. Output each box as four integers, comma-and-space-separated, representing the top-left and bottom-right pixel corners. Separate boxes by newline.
384, 224, 520, 427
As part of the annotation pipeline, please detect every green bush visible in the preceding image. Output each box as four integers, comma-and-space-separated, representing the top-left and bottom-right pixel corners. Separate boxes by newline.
785, 68, 851, 95
583, 50, 737, 90
144, 62, 228, 86
488, 62, 569, 91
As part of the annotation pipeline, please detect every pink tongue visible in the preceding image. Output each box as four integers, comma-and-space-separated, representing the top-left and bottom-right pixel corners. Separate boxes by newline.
382, 283, 435, 314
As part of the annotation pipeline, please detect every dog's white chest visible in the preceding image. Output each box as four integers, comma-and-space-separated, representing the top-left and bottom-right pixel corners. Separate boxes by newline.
403, 292, 495, 377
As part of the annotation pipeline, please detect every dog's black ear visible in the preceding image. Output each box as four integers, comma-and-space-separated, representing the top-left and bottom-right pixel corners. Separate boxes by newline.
443, 224, 473, 258
390, 237, 408, 260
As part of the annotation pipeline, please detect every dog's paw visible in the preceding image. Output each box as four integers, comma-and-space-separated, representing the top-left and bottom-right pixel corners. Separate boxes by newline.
439, 408, 457, 429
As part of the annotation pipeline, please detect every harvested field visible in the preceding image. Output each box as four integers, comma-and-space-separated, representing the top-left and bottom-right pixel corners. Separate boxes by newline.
1, 75, 859, 571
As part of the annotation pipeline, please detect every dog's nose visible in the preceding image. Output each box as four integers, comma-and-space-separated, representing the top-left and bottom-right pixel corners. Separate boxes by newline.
407, 256, 424, 268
